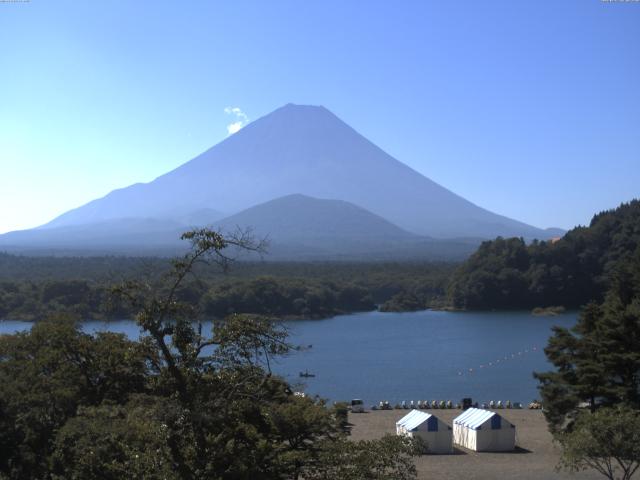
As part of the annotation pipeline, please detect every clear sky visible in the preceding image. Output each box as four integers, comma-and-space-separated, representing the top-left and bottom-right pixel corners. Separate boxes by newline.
1, 0, 638, 234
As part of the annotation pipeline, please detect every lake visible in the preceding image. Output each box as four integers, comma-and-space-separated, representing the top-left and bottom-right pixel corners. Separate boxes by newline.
0, 309, 576, 406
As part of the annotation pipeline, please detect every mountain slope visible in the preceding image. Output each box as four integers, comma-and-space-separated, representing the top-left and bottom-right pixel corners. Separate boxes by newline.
40, 103, 556, 239
0, 218, 187, 255
0, 194, 479, 260
214, 194, 414, 242
211, 194, 478, 260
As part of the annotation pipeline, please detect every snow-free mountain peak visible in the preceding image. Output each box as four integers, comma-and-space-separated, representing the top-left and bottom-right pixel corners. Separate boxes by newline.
19, 103, 559, 246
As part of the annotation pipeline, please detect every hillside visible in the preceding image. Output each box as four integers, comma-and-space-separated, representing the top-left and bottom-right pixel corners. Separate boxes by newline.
215, 194, 413, 241
210, 194, 474, 260
447, 199, 640, 309
0, 194, 479, 260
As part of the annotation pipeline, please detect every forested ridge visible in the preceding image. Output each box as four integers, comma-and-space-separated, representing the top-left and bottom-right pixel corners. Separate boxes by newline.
0, 257, 454, 320
3, 200, 640, 320
447, 200, 640, 310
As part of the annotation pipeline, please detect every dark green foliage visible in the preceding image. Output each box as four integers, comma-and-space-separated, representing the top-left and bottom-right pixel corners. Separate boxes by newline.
531, 209, 640, 480
448, 237, 540, 309
0, 280, 115, 321
332, 402, 350, 431
0, 316, 151, 479
0, 253, 169, 282
51, 399, 178, 480
0, 229, 422, 479
556, 407, 640, 480
303, 435, 423, 480
0, 257, 455, 320
448, 200, 640, 309
379, 291, 425, 312
534, 246, 640, 432
531, 305, 565, 316
202, 277, 375, 318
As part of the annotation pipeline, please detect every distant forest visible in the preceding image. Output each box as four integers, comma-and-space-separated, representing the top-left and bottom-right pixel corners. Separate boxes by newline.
1, 200, 639, 320
0, 256, 454, 321
447, 200, 640, 309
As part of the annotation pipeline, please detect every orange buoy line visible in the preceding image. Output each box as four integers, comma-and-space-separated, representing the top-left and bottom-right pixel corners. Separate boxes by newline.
456, 345, 540, 377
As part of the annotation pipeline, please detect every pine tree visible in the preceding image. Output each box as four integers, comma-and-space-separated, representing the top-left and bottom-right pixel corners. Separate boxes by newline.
535, 247, 640, 432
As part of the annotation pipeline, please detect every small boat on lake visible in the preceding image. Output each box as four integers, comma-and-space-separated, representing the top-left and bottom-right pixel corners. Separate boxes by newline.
299, 370, 316, 378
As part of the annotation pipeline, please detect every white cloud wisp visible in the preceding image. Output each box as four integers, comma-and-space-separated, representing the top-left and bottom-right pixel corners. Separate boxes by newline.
224, 107, 249, 135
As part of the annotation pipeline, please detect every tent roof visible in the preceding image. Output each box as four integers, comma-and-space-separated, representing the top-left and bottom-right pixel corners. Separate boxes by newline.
397, 409, 424, 426
453, 408, 500, 430
396, 409, 434, 431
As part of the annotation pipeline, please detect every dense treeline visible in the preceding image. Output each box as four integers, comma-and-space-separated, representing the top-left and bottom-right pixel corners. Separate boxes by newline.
0, 252, 168, 282
447, 200, 640, 310
0, 277, 374, 321
4, 199, 640, 318
535, 246, 640, 430
0, 280, 115, 321
532, 237, 640, 479
0, 230, 422, 479
203, 277, 375, 318
0, 316, 422, 480
0, 253, 452, 285
0, 258, 455, 320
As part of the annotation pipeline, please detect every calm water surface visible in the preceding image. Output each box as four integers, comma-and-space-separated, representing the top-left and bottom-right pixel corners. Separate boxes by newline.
0, 310, 576, 406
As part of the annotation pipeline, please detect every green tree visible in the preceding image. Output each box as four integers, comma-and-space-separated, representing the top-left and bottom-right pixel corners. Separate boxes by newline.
51, 398, 178, 480
557, 407, 640, 480
535, 248, 640, 431
0, 229, 423, 479
448, 200, 640, 310
303, 435, 422, 480
0, 315, 150, 479
110, 229, 421, 479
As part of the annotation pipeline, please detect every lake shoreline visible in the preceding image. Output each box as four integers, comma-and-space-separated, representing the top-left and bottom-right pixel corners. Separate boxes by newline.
0, 306, 577, 323
1, 310, 578, 404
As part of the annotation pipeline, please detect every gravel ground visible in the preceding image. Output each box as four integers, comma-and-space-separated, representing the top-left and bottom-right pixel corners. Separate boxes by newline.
348, 409, 604, 480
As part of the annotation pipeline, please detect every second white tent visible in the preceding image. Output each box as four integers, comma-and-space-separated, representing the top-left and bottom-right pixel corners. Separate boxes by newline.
452, 408, 516, 452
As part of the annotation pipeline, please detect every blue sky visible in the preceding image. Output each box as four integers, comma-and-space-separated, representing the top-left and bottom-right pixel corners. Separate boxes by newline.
1, 0, 638, 234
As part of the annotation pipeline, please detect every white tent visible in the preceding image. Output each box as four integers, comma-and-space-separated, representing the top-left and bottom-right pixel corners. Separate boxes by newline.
452, 408, 515, 452
396, 409, 453, 454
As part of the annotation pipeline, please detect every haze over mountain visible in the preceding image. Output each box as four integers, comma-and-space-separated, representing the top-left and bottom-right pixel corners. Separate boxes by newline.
0, 194, 479, 260
0, 218, 186, 256
210, 194, 477, 260
0, 103, 562, 258
215, 194, 413, 243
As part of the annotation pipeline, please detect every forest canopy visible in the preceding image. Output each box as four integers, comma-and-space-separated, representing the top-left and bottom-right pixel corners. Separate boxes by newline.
0, 229, 423, 480
447, 200, 640, 310
0, 258, 454, 321
2, 200, 640, 320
